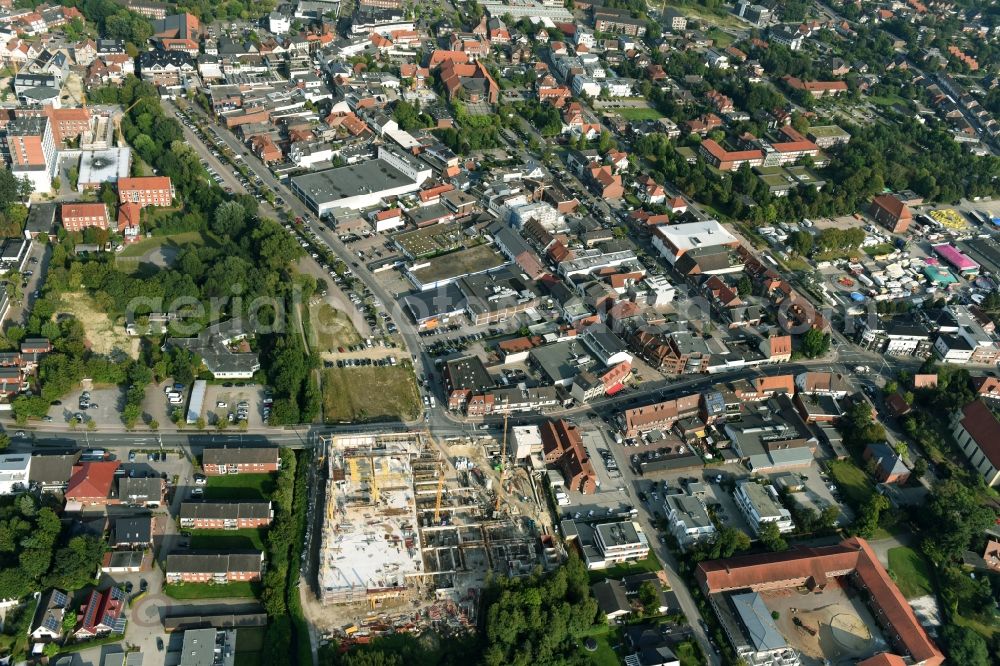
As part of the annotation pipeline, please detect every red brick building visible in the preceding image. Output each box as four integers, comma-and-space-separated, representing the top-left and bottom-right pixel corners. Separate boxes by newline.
165, 552, 264, 583
179, 501, 273, 529
201, 447, 280, 475
870, 194, 911, 233
61, 203, 109, 232
117, 176, 174, 208
540, 419, 597, 494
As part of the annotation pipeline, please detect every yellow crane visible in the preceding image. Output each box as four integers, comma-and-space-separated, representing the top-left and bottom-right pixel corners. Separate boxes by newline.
494, 414, 510, 514
114, 99, 143, 145
433, 462, 445, 524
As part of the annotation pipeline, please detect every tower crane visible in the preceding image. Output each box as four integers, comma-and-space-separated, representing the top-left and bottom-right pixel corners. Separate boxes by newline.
114, 99, 143, 145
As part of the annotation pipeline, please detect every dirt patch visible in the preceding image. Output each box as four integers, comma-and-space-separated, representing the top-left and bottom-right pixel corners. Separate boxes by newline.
57, 291, 139, 358
309, 303, 362, 351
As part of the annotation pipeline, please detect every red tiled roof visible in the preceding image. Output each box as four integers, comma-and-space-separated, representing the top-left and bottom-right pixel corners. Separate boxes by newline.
66, 461, 120, 501
700, 139, 764, 162
697, 537, 943, 666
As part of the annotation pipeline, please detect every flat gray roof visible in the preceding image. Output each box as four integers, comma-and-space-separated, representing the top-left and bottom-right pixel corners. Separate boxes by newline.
291, 159, 413, 204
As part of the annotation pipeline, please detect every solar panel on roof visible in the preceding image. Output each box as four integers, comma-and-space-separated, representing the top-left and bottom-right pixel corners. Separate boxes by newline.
52, 590, 68, 606
43, 615, 60, 632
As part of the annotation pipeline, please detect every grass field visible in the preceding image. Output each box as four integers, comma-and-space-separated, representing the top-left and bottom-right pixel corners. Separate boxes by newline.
187, 528, 268, 551
588, 551, 663, 584
887, 547, 934, 599
618, 107, 664, 121
117, 230, 208, 258
321, 365, 422, 423
309, 303, 362, 351
705, 27, 733, 47
203, 473, 275, 500
57, 291, 139, 358
236, 626, 265, 666
826, 459, 874, 508
576, 624, 620, 666
164, 581, 261, 599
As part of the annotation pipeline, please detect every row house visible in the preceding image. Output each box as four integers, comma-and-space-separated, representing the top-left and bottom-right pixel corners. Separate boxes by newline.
180, 501, 274, 530
165, 552, 265, 583
201, 446, 280, 475
627, 328, 711, 375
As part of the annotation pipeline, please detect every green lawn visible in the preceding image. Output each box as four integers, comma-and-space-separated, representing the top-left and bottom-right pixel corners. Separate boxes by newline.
618, 107, 664, 121
588, 552, 663, 584
826, 459, 875, 508
576, 625, 619, 666
163, 581, 261, 600
887, 547, 934, 599
705, 27, 733, 48
203, 473, 275, 500
954, 610, 998, 640
117, 230, 208, 258
187, 528, 267, 551
235, 626, 265, 666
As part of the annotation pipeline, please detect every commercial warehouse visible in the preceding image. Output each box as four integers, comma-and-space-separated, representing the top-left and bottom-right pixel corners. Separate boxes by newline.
290, 145, 432, 216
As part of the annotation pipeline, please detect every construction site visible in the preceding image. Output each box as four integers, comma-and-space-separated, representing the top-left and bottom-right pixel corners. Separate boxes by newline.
309, 429, 562, 642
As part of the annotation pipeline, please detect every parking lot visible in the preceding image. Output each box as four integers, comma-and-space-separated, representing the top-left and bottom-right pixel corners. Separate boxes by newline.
58, 385, 126, 427
201, 383, 270, 428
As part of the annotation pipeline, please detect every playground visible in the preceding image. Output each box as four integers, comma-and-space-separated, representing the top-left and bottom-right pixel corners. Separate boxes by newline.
760, 579, 891, 666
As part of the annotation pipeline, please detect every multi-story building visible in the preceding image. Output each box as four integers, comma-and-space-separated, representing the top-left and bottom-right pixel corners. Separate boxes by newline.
540, 419, 597, 494
733, 481, 794, 535
179, 501, 274, 529
4, 115, 56, 192
60, 203, 109, 232
594, 521, 649, 565
665, 494, 716, 549
0, 453, 31, 495
117, 176, 174, 208
44, 107, 91, 144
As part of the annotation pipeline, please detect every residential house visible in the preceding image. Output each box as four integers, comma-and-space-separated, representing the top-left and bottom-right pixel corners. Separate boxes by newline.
179, 501, 274, 530
165, 552, 265, 583
29, 589, 69, 642
74, 587, 126, 638
863, 443, 911, 484
65, 461, 120, 506
118, 476, 164, 507
201, 447, 280, 476
111, 515, 153, 549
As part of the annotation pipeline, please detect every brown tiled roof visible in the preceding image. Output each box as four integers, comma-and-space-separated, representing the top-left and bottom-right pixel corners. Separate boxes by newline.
913, 373, 938, 389
957, 400, 1000, 469
872, 194, 911, 222
857, 654, 907, 666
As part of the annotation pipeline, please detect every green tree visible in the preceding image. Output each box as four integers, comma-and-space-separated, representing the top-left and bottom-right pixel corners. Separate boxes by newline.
800, 328, 830, 358
637, 581, 659, 617
758, 521, 788, 552
941, 624, 990, 666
